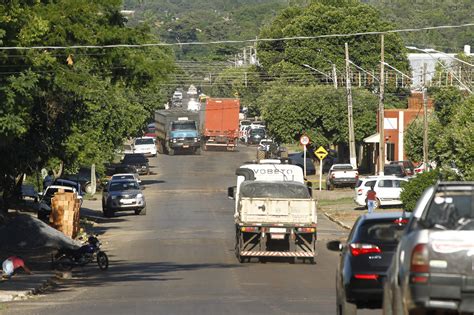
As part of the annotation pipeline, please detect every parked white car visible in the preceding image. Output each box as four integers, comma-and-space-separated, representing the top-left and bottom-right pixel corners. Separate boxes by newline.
354, 176, 409, 208
133, 137, 157, 157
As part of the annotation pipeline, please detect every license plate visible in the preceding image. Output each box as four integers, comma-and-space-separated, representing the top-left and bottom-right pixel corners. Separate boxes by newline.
269, 227, 286, 233
183, 145, 189, 148
120, 199, 135, 204
271, 234, 285, 240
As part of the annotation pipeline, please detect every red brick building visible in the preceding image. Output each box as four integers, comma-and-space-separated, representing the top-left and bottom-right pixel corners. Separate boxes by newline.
362, 92, 433, 174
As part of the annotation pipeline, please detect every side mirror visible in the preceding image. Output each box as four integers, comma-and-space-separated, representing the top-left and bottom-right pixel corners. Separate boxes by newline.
326, 240, 343, 251
227, 186, 236, 200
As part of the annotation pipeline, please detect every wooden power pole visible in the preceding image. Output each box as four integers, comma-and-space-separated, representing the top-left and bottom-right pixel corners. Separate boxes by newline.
422, 63, 429, 169
345, 43, 357, 168
378, 34, 385, 175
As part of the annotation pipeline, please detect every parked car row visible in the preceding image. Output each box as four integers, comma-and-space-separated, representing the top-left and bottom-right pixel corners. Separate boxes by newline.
329, 181, 474, 314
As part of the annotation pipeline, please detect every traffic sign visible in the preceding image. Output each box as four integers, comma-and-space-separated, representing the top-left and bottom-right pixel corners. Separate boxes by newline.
300, 135, 310, 146
315, 146, 328, 160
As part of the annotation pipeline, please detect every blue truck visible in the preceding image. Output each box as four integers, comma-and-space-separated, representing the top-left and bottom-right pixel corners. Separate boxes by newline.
155, 109, 201, 155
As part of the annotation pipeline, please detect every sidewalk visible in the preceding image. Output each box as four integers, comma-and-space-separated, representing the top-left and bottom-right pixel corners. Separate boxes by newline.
0, 197, 104, 302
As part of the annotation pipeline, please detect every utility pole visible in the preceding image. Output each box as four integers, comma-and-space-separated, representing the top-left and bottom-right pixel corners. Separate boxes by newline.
345, 43, 357, 169
332, 64, 338, 89
378, 34, 385, 175
422, 63, 429, 169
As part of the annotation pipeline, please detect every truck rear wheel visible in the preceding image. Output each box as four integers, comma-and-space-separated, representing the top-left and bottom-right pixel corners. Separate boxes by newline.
235, 231, 245, 263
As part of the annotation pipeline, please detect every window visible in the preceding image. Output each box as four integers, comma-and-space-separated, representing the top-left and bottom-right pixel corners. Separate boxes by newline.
386, 143, 395, 162
364, 180, 376, 187
393, 180, 402, 188
378, 180, 393, 188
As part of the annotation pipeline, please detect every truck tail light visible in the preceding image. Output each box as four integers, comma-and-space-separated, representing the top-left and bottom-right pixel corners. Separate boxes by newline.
297, 227, 316, 233
354, 274, 379, 280
411, 244, 429, 274
350, 243, 381, 256
241, 227, 259, 233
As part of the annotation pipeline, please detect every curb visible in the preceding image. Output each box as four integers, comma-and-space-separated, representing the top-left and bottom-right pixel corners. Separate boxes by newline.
323, 211, 352, 230
0, 274, 59, 302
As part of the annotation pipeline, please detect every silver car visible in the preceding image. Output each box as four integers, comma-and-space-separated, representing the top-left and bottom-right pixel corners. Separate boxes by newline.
102, 179, 146, 217
383, 181, 474, 314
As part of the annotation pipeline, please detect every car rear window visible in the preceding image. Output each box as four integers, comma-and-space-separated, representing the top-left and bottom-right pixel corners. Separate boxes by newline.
356, 219, 408, 244
123, 154, 147, 163
240, 182, 310, 199
384, 165, 403, 175
135, 138, 154, 145
421, 191, 474, 230
333, 165, 354, 170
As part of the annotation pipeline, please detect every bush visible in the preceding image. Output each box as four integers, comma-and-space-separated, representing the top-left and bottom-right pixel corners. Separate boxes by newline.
400, 170, 440, 212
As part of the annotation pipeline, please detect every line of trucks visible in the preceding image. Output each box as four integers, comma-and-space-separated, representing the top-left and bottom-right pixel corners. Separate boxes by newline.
154, 98, 240, 155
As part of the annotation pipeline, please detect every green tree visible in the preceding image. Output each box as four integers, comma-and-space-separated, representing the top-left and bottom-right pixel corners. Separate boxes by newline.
0, 1, 174, 212
257, 83, 378, 145
257, 0, 409, 80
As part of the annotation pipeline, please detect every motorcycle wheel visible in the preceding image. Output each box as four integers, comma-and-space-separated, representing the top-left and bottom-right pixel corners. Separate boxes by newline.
97, 251, 109, 270
55, 256, 73, 271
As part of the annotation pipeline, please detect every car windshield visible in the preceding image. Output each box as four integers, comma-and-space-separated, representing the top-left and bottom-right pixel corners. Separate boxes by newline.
240, 182, 310, 199
44, 187, 72, 200
135, 138, 154, 145
109, 181, 139, 192
250, 129, 265, 136
172, 121, 196, 131
112, 175, 134, 181
421, 190, 474, 230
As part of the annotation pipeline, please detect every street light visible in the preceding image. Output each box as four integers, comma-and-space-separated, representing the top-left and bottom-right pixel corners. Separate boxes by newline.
302, 64, 337, 89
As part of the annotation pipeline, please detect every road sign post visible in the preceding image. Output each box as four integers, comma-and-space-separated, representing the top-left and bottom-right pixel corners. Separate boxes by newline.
314, 146, 328, 191
300, 135, 310, 178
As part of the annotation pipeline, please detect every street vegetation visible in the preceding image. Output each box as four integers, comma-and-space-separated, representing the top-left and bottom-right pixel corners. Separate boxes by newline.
0, 0, 472, 214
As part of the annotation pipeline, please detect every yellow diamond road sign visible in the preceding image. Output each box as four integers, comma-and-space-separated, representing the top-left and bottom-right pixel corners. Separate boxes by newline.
315, 146, 328, 160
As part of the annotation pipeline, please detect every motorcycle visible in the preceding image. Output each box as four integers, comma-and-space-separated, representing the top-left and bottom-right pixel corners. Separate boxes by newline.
53, 235, 109, 271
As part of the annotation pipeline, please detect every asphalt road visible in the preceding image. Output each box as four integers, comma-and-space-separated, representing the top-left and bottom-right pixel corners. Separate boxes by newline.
3, 146, 380, 315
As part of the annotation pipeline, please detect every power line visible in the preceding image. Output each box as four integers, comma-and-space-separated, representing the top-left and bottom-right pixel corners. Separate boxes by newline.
0, 23, 472, 51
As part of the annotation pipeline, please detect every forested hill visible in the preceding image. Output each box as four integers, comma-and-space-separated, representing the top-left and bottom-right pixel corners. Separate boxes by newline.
123, 0, 299, 60
362, 0, 472, 52
124, 0, 473, 60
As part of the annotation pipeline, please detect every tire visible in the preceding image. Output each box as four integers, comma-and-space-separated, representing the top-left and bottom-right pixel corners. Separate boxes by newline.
337, 288, 357, 315
84, 183, 93, 195
97, 251, 109, 270
55, 256, 73, 271
382, 281, 393, 315
103, 207, 113, 218
135, 207, 146, 215
235, 231, 245, 263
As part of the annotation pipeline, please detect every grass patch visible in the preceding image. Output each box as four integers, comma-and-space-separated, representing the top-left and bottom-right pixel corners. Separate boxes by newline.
318, 197, 354, 206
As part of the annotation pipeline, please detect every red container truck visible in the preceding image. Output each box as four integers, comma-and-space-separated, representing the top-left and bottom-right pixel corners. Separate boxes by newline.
202, 98, 240, 151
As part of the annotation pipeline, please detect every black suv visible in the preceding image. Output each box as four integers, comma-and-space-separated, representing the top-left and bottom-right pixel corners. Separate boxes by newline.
122, 154, 149, 175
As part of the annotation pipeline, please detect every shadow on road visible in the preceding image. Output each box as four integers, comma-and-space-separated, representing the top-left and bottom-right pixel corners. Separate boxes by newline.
42, 260, 243, 295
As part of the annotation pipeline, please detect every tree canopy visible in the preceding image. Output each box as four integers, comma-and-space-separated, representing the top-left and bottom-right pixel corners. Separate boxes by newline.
0, 0, 174, 209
